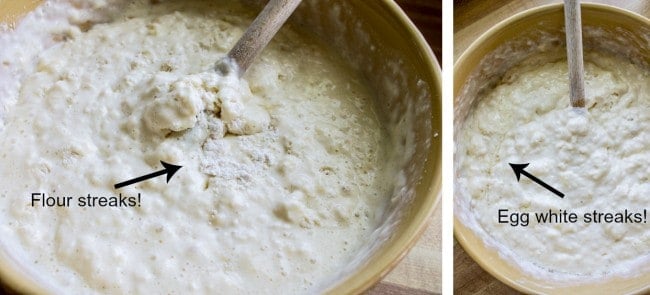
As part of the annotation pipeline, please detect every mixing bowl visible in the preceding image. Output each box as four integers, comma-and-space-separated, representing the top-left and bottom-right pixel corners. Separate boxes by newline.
0, 0, 442, 293
454, 3, 649, 294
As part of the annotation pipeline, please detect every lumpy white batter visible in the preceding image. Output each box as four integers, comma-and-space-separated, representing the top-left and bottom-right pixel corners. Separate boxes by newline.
456, 50, 650, 281
0, 0, 396, 293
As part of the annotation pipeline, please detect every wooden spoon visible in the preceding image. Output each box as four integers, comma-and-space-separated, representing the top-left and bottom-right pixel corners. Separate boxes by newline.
217, 0, 303, 77
564, 0, 586, 108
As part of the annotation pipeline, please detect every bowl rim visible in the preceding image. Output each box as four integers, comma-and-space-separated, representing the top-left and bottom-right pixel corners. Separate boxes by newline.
454, 2, 649, 88
454, 2, 650, 294
327, 0, 442, 293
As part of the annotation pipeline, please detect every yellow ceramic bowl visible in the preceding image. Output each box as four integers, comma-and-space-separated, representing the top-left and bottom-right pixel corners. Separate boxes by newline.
0, 0, 442, 294
454, 3, 649, 295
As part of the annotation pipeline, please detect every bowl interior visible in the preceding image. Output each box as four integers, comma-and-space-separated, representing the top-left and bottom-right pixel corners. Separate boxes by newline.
0, 0, 442, 293
291, 1, 443, 293
454, 3, 649, 294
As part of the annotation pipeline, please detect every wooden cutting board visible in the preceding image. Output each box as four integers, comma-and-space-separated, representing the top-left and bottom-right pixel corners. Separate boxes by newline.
369, 204, 442, 295
454, 1, 649, 294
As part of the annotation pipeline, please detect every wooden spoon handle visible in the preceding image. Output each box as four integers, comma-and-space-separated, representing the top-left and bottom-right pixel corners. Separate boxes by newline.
227, 0, 302, 76
564, 0, 585, 108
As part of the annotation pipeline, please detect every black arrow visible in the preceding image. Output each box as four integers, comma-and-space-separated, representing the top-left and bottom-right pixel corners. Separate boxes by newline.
509, 163, 564, 198
114, 161, 182, 189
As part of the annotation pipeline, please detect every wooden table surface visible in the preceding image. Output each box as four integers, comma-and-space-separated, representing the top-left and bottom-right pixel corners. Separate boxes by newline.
454, 1, 650, 294
369, 1, 442, 294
